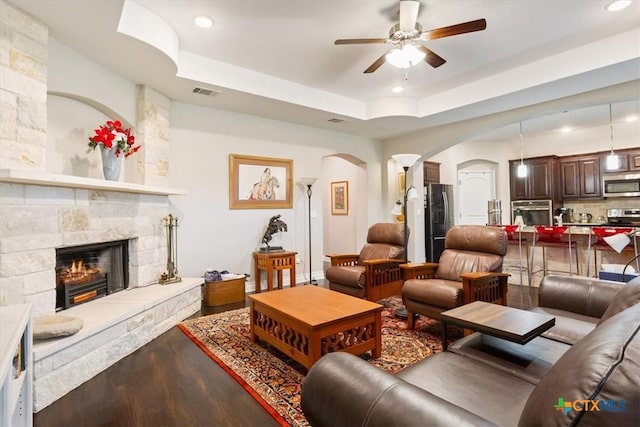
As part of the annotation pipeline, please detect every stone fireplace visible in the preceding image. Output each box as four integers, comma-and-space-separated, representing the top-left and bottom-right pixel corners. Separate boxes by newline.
0, 172, 203, 411
0, 0, 202, 412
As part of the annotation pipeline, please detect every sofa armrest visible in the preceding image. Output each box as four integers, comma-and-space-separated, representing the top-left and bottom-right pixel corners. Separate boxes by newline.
538, 275, 623, 318
401, 262, 439, 280
326, 253, 359, 266
301, 352, 496, 427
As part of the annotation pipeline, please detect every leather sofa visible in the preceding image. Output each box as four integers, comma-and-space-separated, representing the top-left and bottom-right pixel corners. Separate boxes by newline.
301, 276, 640, 426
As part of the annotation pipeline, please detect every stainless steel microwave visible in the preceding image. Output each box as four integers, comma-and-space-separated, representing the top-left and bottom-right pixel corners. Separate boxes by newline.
602, 173, 640, 198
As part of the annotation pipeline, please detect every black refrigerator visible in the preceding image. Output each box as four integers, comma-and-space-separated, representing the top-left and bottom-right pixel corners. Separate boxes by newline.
425, 183, 454, 262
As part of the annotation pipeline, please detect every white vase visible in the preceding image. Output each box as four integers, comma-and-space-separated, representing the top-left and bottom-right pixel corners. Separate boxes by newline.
99, 145, 122, 181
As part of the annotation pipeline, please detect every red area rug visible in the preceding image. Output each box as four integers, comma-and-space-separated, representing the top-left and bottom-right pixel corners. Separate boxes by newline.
178, 296, 460, 426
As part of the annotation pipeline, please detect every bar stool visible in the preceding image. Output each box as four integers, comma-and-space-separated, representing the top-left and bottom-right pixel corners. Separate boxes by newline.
494, 224, 530, 287
530, 226, 579, 282
586, 227, 635, 277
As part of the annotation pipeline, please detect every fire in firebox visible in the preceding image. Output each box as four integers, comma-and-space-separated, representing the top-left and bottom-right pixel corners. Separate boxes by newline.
57, 259, 101, 286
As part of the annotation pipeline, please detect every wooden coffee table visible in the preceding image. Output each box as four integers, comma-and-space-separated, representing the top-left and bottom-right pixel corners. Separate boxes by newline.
249, 285, 383, 369
440, 301, 555, 351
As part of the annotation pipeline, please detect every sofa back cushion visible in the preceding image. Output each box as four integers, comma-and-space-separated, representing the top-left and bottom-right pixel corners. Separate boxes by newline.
445, 225, 508, 256
435, 250, 503, 282
538, 275, 622, 319
598, 279, 640, 324
358, 223, 406, 263
435, 225, 506, 281
519, 303, 640, 426
367, 222, 406, 246
358, 243, 403, 263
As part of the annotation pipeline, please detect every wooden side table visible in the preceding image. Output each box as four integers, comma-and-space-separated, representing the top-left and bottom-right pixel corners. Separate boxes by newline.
252, 250, 297, 293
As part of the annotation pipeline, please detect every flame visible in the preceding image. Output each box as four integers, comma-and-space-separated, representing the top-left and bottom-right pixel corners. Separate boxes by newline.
59, 259, 101, 285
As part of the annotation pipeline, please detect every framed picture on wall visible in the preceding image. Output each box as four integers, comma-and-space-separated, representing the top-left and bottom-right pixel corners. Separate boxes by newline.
331, 181, 349, 215
229, 154, 293, 209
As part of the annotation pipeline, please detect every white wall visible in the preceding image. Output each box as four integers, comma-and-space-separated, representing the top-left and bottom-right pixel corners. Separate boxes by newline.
321, 155, 368, 256
44, 35, 637, 286
45, 36, 385, 287
168, 102, 383, 283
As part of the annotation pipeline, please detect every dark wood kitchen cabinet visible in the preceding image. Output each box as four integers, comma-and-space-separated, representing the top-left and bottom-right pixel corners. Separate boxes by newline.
560, 155, 601, 199
423, 161, 440, 183
630, 150, 640, 171
509, 156, 559, 201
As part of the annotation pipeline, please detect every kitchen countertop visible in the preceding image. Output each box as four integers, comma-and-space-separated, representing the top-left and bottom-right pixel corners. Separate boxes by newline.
512, 225, 639, 235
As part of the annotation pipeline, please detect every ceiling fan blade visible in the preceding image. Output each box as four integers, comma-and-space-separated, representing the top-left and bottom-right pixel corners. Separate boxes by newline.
335, 38, 388, 45
364, 52, 389, 73
420, 19, 487, 41
417, 45, 446, 68
399, 0, 420, 32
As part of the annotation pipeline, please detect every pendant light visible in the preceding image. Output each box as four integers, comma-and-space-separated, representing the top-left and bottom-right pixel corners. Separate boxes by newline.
517, 122, 528, 178
606, 104, 620, 170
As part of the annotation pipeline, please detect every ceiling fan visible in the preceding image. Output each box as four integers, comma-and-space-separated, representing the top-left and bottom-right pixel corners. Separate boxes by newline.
335, 0, 487, 73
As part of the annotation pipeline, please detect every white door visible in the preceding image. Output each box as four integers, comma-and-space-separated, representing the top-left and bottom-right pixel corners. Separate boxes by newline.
458, 170, 496, 225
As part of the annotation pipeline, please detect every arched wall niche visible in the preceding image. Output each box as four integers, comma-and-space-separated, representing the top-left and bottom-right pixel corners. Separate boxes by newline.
46, 92, 135, 181
321, 154, 368, 268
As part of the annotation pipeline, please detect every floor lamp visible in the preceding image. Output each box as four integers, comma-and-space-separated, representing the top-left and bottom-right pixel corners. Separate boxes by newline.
300, 177, 317, 285
391, 153, 421, 318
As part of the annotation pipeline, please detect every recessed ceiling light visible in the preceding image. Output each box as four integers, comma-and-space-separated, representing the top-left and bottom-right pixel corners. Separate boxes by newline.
392, 86, 404, 93
194, 16, 213, 28
625, 114, 639, 122
606, 1, 631, 11
560, 126, 573, 133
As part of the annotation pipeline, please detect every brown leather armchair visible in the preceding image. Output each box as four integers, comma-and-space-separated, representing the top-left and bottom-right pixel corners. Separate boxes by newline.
402, 225, 509, 329
325, 223, 407, 301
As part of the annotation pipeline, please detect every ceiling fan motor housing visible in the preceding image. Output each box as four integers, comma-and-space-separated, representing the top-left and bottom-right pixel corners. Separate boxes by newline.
389, 23, 423, 43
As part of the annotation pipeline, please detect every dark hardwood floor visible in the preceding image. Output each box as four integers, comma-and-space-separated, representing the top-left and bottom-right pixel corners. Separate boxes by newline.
34, 283, 537, 427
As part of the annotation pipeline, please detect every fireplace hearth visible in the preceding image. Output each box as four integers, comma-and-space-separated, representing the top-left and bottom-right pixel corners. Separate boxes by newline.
55, 240, 129, 311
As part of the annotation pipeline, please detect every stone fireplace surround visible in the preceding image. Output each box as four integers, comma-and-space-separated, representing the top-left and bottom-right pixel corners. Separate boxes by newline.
0, 1, 204, 411
0, 170, 201, 411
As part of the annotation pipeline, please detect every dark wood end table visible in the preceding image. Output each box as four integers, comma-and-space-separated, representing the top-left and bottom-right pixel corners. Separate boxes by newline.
440, 301, 555, 351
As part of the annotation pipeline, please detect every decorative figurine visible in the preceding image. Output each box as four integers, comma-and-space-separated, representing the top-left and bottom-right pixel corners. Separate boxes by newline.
260, 214, 288, 252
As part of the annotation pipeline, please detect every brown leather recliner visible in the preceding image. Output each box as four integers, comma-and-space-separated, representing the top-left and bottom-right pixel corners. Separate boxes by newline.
325, 223, 407, 301
402, 225, 509, 329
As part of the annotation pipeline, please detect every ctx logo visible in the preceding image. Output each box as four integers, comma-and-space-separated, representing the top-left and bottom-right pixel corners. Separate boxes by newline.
554, 398, 626, 415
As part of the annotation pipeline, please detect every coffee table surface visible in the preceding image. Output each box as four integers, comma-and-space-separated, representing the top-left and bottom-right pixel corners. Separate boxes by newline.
249, 285, 383, 325
441, 301, 555, 348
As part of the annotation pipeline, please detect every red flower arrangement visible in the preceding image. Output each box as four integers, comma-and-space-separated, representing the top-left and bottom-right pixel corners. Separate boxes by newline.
88, 120, 141, 158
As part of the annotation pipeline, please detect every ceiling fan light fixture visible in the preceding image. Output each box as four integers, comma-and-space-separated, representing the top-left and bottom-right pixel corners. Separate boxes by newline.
392, 86, 404, 93
386, 44, 425, 69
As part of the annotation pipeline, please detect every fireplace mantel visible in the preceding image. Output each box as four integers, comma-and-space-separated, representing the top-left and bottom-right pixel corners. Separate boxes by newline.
0, 169, 185, 196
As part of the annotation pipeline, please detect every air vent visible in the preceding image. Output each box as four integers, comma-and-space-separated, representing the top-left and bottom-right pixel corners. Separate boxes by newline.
192, 87, 219, 96
328, 118, 346, 123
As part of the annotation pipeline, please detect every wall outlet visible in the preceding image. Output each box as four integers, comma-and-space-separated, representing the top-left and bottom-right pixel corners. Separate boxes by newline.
295, 256, 302, 264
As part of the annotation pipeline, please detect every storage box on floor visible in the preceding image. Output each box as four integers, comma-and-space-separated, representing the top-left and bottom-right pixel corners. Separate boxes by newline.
598, 263, 639, 283
204, 274, 246, 306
